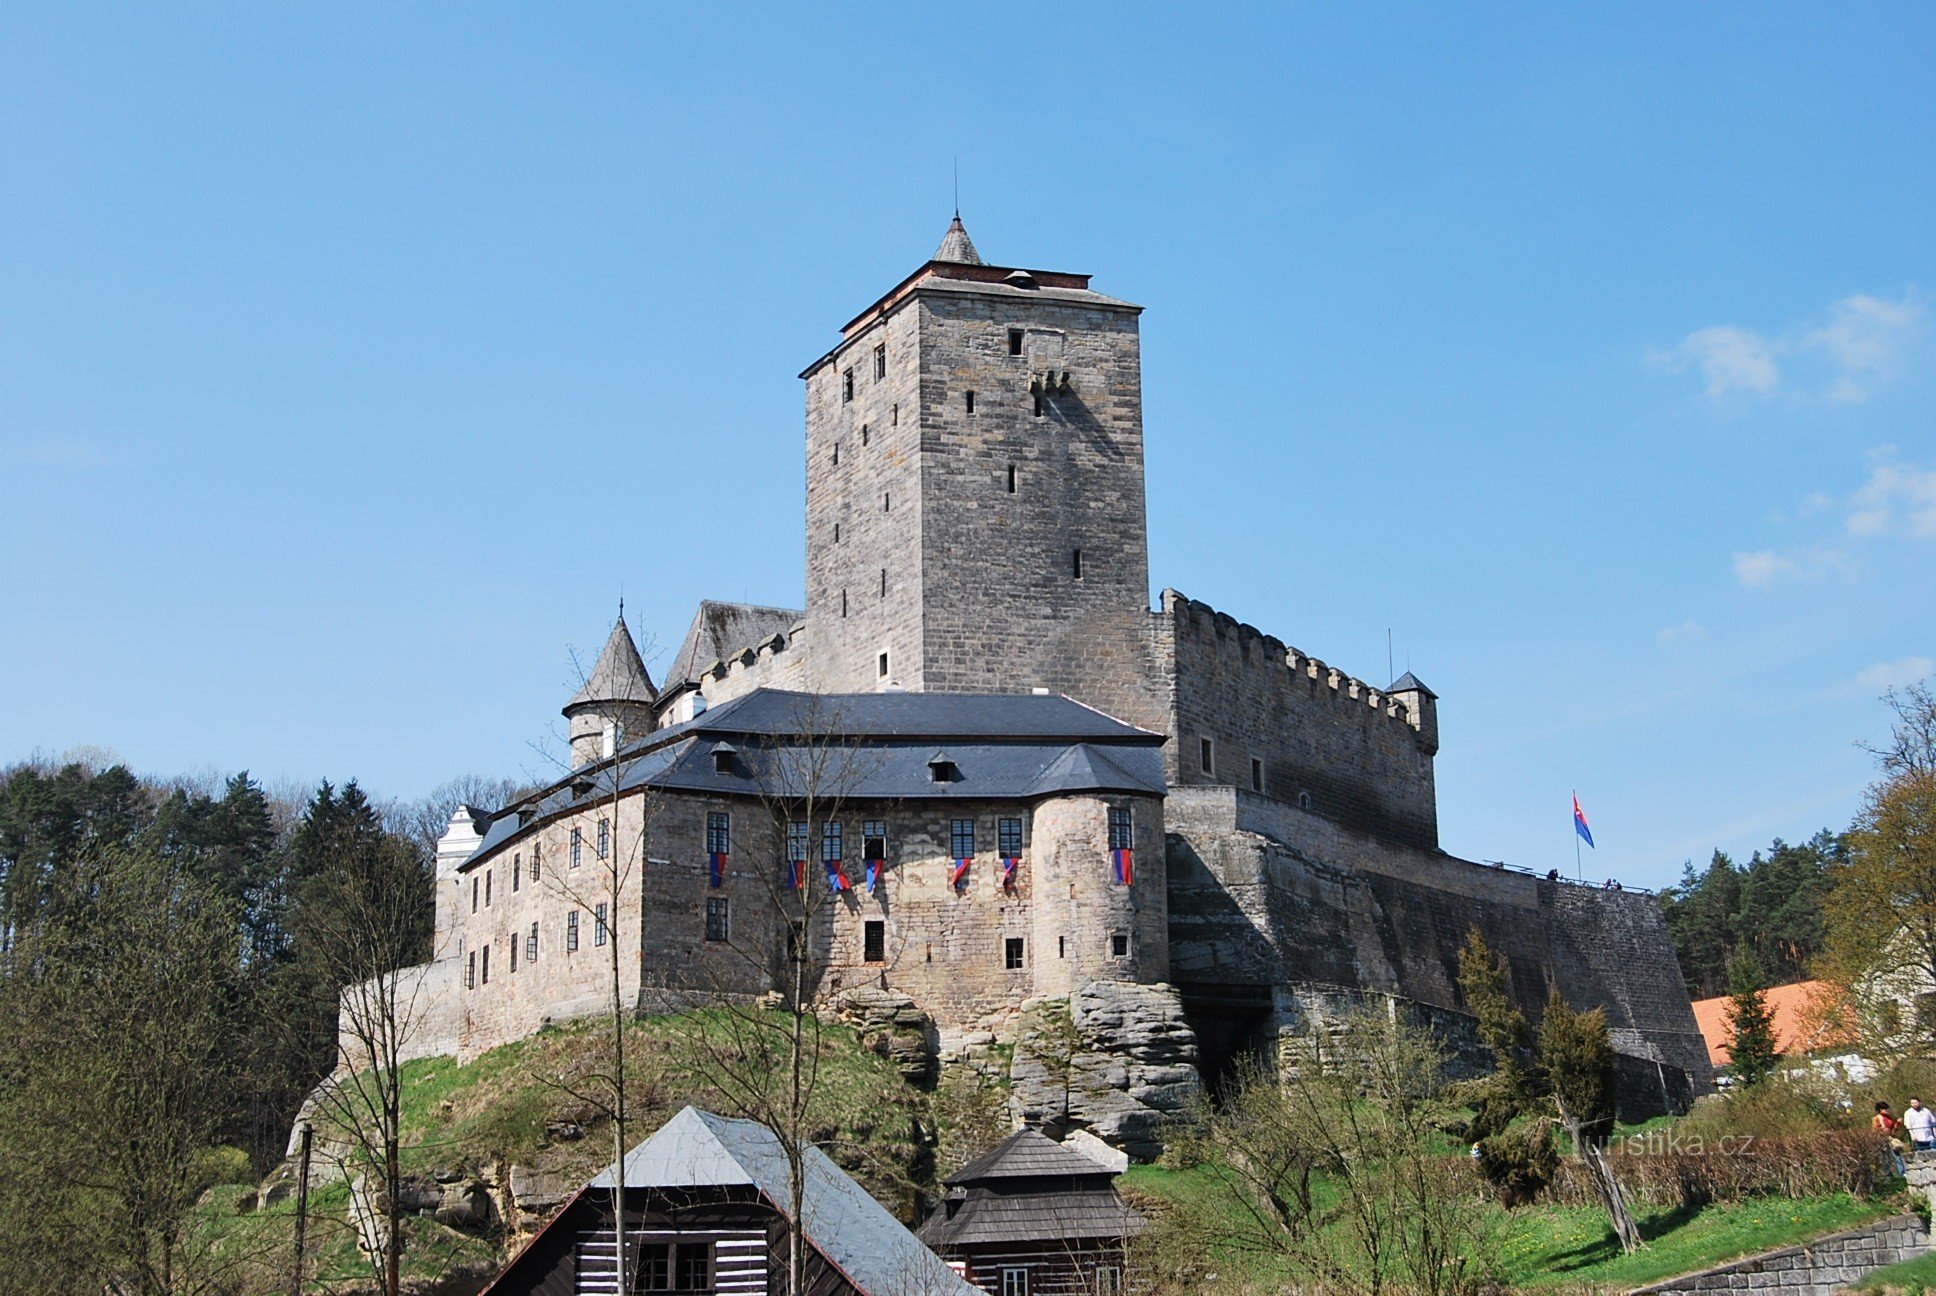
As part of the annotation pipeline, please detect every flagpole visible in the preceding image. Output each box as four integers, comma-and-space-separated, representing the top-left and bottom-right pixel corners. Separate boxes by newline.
1573, 789, 1582, 882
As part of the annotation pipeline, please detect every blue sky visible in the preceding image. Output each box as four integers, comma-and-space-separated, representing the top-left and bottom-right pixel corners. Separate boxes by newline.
2, 6, 1931, 889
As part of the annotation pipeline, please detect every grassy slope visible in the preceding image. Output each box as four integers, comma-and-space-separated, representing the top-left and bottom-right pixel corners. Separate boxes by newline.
1120, 1165, 1900, 1292
1850, 1251, 1936, 1294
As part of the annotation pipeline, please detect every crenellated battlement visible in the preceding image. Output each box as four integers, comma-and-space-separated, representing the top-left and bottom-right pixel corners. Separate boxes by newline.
1158, 590, 1430, 737
695, 621, 813, 708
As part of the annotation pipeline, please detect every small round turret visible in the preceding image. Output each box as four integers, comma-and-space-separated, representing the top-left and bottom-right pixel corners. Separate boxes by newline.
564, 614, 657, 766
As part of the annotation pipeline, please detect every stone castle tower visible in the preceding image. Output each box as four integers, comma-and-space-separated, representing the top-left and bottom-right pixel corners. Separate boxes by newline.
800, 216, 1154, 706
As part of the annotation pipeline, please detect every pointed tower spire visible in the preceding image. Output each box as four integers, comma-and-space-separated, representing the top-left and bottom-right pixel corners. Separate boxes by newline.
567, 615, 655, 710
933, 214, 983, 265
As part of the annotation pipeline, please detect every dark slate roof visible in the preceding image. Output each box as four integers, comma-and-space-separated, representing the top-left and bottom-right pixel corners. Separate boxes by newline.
934, 214, 982, 265
948, 1128, 1117, 1185
1387, 670, 1437, 700
460, 689, 1166, 868
565, 616, 655, 711
663, 601, 803, 693
919, 1131, 1145, 1249
593, 1108, 975, 1296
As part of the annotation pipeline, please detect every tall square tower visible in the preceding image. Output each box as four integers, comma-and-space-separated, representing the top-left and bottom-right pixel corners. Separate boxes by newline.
801, 218, 1155, 708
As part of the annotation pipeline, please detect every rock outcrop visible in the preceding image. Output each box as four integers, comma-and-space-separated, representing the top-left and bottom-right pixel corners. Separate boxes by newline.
832, 986, 937, 1087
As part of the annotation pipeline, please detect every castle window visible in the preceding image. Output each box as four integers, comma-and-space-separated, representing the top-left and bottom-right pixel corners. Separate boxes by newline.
842, 368, 854, 402
1033, 392, 1044, 417
999, 817, 1023, 857
860, 424, 869, 446
874, 343, 886, 379
787, 821, 811, 865
509, 935, 517, 973
466, 950, 476, 989
832, 441, 839, 466
822, 821, 843, 864
1111, 933, 1129, 958
964, 390, 975, 414
834, 522, 841, 543
567, 910, 580, 951
950, 818, 975, 859
883, 492, 890, 513
891, 403, 898, 426
571, 826, 583, 867
862, 820, 887, 861
531, 843, 541, 881
841, 590, 848, 617
1199, 737, 1214, 775
1108, 806, 1133, 851
512, 853, 520, 892
485, 870, 492, 907
1298, 790, 1314, 812
594, 902, 609, 946
707, 812, 731, 856
1072, 549, 1083, 580
1005, 937, 1026, 970
864, 920, 885, 963
598, 817, 610, 859
1007, 464, 1017, 494
1251, 758, 1264, 793
1058, 935, 1066, 959
706, 897, 730, 943
878, 650, 889, 679
1008, 328, 1024, 356
470, 877, 478, 913
880, 567, 887, 597
527, 922, 538, 964
481, 945, 489, 984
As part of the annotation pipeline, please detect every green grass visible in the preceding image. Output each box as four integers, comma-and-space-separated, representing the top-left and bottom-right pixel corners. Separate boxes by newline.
1122, 1164, 1901, 1291
1848, 1250, 1936, 1293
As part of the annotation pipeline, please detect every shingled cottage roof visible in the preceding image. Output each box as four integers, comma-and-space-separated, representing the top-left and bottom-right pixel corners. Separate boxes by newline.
919, 1128, 1146, 1250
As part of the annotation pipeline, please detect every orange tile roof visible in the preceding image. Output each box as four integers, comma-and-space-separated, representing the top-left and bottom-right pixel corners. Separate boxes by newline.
1689, 979, 1856, 1068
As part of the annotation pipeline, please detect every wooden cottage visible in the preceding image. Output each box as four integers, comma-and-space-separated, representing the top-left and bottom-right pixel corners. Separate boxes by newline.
482, 1106, 975, 1296
918, 1129, 1146, 1296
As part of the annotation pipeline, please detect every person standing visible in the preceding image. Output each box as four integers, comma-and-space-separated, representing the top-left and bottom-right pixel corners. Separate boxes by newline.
1903, 1097, 1936, 1155
1875, 1102, 1908, 1176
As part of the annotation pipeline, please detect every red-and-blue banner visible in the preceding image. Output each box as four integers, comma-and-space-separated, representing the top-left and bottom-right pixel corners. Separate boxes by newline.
865, 859, 884, 893
1111, 848, 1134, 886
1000, 856, 1019, 890
825, 858, 850, 892
786, 857, 807, 890
708, 852, 728, 889
1573, 793, 1595, 849
950, 857, 972, 890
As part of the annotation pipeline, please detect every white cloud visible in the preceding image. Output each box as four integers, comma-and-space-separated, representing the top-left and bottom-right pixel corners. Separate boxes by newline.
1854, 656, 1936, 693
1804, 293, 1925, 403
1655, 289, 1923, 405
1732, 550, 1796, 587
1654, 325, 1779, 400
1846, 457, 1936, 539
1656, 620, 1707, 643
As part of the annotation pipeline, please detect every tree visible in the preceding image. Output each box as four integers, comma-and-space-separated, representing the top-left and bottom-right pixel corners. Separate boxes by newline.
1724, 950, 1781, 1088
1821, 679, 1936, 1060
1659, 834, 1839, 999
1170, 1006, 1497, 1296
1456, 930, 1642, 1253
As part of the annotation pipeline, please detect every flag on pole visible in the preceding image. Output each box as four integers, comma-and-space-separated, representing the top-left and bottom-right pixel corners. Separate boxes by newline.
950, 856, 972, 890
1111, 847, 1134, 886
1000, 855, 1019, 891
825, 858, 850, 892
1573, 793, 1595, 849
708, 852, 728, 889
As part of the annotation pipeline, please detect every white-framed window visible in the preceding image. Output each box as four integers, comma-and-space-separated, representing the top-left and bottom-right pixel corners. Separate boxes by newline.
1001, 1266, 1029, 1296
1095, 1264, 1123, 1294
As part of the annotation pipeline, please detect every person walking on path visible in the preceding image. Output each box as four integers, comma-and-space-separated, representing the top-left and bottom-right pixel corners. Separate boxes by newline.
1903, 1097, 1936, 1156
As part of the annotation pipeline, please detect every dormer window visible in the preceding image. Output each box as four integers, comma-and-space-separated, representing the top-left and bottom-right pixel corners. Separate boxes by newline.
711, 742, 738, 775
929, 751, 958, 783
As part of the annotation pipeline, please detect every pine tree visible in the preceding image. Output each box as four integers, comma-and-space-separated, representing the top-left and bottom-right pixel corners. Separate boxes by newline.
1724, 949, 1781, 1087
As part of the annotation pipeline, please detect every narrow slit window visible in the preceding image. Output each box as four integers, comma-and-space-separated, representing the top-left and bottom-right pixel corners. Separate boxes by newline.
597, 817, 609, 859
860, 424, 869, 446
832, 441, 839, 466
1072, 549, 1083, 580
485, 870, 492, 906
1251, 758, 1264, 792
512, 853, 520, 892
1033, 392, 1043, 417
466, 951, 476, 989
509, 936, 517, 973
964, 390, 975, 414
878, 650, 889, 679
834, 522, 841, 543
841, 590, 848, 617
842, 369, 854, 402
879, 568, 887, 596
883, 491, 890, 513
1007, 464, 1017, 494
874, 343, 886, 379
891, 403, 898, 426
531, 843, 541, 881
1008, 328, 1024, 356
481, 945, 489, 984
1200, 737, 1214, 775
470, 877, 478, 913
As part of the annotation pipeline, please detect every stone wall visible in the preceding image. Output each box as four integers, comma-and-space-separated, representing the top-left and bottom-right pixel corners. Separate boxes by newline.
1160, 591, 1439, 849
1628, 1214, 1929, 1296
1165, 785, 1712, 1111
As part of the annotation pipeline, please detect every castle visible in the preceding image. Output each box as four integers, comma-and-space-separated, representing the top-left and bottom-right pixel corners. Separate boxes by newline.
389, 218, 1711, 1153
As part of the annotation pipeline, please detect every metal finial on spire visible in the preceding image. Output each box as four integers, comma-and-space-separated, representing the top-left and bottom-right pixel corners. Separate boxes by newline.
953, 157, 959, 218
933, 212, 982, 265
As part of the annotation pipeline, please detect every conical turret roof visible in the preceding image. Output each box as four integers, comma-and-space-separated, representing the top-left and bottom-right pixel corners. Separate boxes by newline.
565, 615, 655, 712
1386, 670, 1436, 700
933, 214, 982, 265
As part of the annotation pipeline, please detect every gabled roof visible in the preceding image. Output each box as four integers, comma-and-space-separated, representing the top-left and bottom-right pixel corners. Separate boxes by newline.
663, 601, 803, 694
934, 214, 983, 265
593, 1107, 975, 1296
1689, 980, 1855, 1068
947, 1128, 1116, 1185
564, 616, 655, 712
